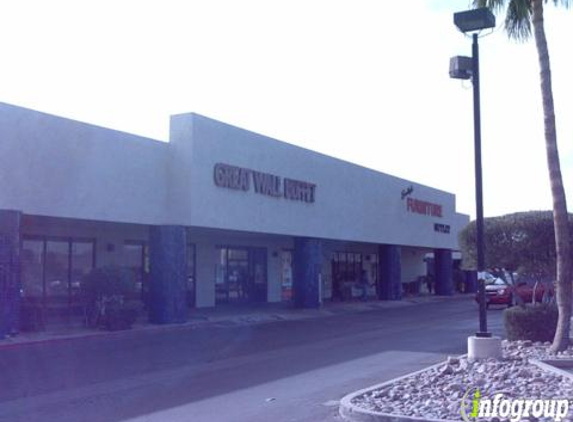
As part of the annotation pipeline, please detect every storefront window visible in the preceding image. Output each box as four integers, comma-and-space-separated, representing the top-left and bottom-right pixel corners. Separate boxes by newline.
45, 240, 70, 304
331, 251, 364, 301
227, 250, 248, 301
21, 237, 95, 306
21, 239, 44, 299
215, 248, 228, 302
187, 244, 196, 307
228, 248, 248, 261
281, 250, 293, 301
123, 241, 148, 301
333, 252, 363, 284
71, 241, 94, 304
215, 246, 267, 304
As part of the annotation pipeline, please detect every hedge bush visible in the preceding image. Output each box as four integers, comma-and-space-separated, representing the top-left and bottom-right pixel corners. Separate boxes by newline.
82, 266, 139, 330
101, 301, 140, 331
82, 266, 136, 302
503, 303, 558, 342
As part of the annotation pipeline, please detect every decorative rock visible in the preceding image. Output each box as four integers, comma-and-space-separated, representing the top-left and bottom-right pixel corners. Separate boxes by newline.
439, 364, 454, 375
516, 368, 532, 377
447, 356, 460, 365
448, 383, 464, 392
350, 341, 573, 421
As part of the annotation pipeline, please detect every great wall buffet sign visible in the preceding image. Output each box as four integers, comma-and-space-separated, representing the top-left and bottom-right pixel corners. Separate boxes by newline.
213, 163, 316, 204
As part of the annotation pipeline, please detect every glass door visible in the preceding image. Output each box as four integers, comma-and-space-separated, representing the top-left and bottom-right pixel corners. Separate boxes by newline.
281, 250, 293, 302
215, 248, 229, 303
215, 246, 267, 304
249, 247, 267, 303
331, 252, 363, 301
227, 248, 249, 302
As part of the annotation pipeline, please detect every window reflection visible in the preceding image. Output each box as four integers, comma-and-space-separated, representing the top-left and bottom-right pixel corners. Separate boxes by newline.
71, 242, 94, 303
124, 242, 145, 300
45, 240, 69, 304
281, 250, 293, 302
187, 244, 196, 307
214, 247, 267, 304
21, 237, 95, 306
21, 239, 44, 299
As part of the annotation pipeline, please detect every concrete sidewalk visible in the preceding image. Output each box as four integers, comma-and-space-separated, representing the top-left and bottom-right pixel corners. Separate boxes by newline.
0, 293, 474, 349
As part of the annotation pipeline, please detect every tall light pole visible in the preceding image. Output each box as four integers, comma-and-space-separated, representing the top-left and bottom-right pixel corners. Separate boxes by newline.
450, 8, 495, 339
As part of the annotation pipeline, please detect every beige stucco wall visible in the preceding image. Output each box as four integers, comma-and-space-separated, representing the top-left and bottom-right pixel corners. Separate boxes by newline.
0, 103, 170, 225
1, 103, 469, 251
169, 113, 469, 249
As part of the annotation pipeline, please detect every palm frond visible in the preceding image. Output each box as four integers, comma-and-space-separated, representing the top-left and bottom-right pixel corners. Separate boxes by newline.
505, 0, 532, 41
547, 0, 571, 8
473, 0, 507, 11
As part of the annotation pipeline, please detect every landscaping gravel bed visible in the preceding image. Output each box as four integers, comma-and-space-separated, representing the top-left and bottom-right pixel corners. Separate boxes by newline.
351, 341, 573, 421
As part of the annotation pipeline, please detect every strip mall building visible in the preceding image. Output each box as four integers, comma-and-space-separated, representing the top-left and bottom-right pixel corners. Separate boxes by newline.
0, 102, 471, 333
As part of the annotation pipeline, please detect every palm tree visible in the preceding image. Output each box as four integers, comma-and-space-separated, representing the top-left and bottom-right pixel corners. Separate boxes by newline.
474, 0, 571, 351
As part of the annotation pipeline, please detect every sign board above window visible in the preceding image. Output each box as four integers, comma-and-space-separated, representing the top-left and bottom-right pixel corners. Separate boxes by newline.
434, 223, 451, 234
213, 163, 316, 204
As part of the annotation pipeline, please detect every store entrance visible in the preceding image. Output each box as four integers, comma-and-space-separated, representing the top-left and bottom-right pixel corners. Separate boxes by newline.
215, 247, 267, 304
331, 252, 377, 301
331, 252, 363, 301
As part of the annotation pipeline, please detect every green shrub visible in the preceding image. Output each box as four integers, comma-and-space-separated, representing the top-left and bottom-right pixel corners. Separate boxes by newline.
101, 301, 140, 331
82, 266, 136, 302
503, 303, 558, 342
82, 266, 139, 330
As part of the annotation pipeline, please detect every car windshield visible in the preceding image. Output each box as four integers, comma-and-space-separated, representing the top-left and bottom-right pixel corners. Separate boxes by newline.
485, 278, 506, 286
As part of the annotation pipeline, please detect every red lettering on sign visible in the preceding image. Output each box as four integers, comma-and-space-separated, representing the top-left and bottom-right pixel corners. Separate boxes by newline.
406, 197, 443, 218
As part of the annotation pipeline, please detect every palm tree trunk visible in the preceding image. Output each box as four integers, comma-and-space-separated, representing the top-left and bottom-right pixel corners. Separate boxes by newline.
531, 0, 573, 352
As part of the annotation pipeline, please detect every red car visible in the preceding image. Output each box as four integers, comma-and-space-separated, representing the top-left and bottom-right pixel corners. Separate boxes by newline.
476, 276, 555, 308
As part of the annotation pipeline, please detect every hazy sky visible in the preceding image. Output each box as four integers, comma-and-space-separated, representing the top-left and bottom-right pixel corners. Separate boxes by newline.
1, 0, 571, 219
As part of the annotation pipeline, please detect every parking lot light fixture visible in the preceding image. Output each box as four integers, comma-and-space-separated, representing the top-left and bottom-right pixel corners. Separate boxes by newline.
454, 8, 496, 33
451, 7, 495, 339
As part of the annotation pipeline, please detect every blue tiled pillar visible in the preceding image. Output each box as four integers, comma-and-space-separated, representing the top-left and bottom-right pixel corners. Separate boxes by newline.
378, 245, 402, 300
434, 249, 454, 296
464, 270, 478, 293
149, 226, 188, 324
0, 210, 21, 339
293, 237, 322, 308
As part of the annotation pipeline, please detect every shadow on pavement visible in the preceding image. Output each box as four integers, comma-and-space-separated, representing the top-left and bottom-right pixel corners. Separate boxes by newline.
0, 298, 504, 422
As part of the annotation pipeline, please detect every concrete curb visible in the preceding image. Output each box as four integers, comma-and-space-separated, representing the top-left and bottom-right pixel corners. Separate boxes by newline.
338, 359, 460, 422
530, 358, 573, 380
0, 319, 204, 350
0, 294, 472, 350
